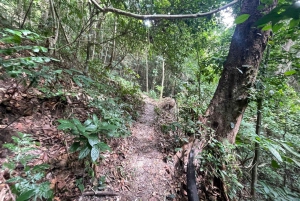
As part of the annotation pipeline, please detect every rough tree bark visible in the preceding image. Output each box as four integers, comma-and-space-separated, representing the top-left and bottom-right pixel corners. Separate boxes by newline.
204, 0, 277, 143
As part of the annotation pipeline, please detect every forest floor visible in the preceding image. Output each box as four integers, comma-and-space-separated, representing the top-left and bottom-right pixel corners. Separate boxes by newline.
89, 95, 179, 201
0, 77, 189, 201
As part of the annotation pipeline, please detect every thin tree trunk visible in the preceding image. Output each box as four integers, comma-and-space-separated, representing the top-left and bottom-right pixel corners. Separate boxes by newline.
160, 58, 165, 99
38, 4, 49, 31
20, 0, 34, 28
145, 48, 149, 93
251, 98, 262, 198
196, 49, 201, 102
283, 118, 287, 187
16, 0, 23, 27
146, 29, 150, 93
84, 4, 94, 75
53, 6, 70, 44
49, 0, 59, 55
108, 18, 117, 68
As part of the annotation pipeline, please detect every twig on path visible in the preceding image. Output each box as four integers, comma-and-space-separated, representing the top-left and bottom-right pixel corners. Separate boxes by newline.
82, 191, 119, 196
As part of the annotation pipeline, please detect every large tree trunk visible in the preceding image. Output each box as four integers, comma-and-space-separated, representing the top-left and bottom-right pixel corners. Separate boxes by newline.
204, 0, 277, 143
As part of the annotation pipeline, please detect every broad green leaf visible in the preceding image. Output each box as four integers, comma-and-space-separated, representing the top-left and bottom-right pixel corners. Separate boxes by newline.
3, 162, 16, 170
21, 30, 32, 36
32, 164, 50, 171
64, 69, 73, 75
1, 35, 22, 44
273, 21, 283, 31
44, 57, 51, 62
91, 146, 100, 162
261, 182, 270, 194
88, 135, 99, 146
79, 146, 90, 159
255, 5, 289, 26
99, 124, 118, 131
16, 189, 35, 201
73, 77, 82, 87
32, 46, 40, 52
86, 124, 97, 132
0, 48, 15, 54
289, 19, 299, 28
281, 143, 300, 158
54, 69, 62, 74
290, 158, 300, 168
284, 70, 296, 76
235, 14, 250, 24
69, 142, 81, 152
73, 118, 86, 133
40, 47, 48, 52
93, 114, 100, 126
5, 29, 22, 36
57, 119, 76, 131
267, 146, 283, 162
84, 119, 93, 126
31, 57, 44, 63
271, 159, 280, 169
262, 23, 272, 31
96, 142, 111, 152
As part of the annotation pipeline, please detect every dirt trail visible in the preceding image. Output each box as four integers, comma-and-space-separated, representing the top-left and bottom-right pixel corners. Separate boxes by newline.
111, 95, 175, 200
0, 84, 179, 201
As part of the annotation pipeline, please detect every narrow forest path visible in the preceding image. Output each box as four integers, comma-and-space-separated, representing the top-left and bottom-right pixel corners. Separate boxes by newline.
95, 95, 177, 201
0, 80, 183, 201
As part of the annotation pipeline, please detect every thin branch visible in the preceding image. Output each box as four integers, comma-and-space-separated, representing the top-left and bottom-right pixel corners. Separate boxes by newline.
20, 0, 34, 28
53, 4, 70, 44
90, 0, 238, 20
56, 14, 97, 51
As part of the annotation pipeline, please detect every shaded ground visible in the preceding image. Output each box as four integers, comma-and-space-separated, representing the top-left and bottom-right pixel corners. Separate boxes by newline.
0, 78, 187, 201
90, 95, 177, 200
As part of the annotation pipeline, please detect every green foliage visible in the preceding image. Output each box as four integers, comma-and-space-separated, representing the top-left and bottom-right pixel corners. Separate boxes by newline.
0, 29, 61, 91
234, 14, 250, 24
88, 95, 135, 136
75, 178, 84, 193
237, 81, 300, 199
147, 90, 158, 99
58, 114, 113, 162
257, 181, 300, 200
200, 139, 243, 199
256, 2, 300, 31
3, 132, 53, 201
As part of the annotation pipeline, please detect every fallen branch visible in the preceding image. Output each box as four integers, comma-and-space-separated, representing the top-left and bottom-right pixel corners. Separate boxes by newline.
82, 191, 118, 196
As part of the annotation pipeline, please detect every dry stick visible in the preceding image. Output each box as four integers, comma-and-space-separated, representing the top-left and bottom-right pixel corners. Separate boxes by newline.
20, 0, 34, 28
82, 191, 118, 196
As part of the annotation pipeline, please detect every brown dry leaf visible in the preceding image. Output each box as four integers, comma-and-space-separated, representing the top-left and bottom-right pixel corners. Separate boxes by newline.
50, 178, 57, 190
53, 196, 61, 201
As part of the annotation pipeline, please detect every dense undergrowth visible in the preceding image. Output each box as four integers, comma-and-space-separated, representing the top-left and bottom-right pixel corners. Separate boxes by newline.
0, 28, 143, 200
